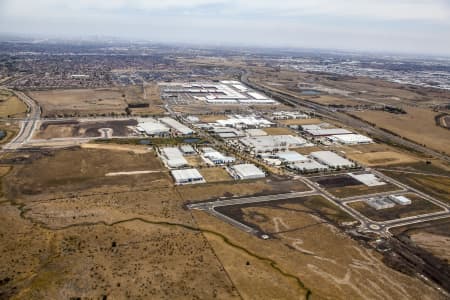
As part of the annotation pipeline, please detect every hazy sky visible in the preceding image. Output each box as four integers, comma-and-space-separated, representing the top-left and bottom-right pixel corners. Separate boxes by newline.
1, 0, 450, 55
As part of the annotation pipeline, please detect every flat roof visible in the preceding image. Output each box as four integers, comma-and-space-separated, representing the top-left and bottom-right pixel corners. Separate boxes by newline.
291, 160, 329, 170
310, 151, 354, 167
232, 164, 265, 178
171, 168, 204, 182
331, 134, 373, 143
160, 117, 194, 135
305, 128, 353, 136
277, 151, 309, 163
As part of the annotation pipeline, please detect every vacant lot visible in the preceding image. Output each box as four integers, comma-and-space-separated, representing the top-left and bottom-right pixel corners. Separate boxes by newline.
3, 147, 168, 198
352, 107, 450, 154
262, 127, 296, 136
197, 114, 229, 122
199, 167, 233, 182
0, 90, 27, 118
34, 119, 138, 139
193, 202, 441, 300
348, 194, 444, 222
278, 118, 323, 126
28, 88, 129, 117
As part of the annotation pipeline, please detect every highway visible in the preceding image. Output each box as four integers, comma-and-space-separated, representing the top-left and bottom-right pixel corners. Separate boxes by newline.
2, 90, 41, 151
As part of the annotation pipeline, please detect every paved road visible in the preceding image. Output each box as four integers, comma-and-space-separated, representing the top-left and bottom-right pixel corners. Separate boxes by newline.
2, 90, 41, 151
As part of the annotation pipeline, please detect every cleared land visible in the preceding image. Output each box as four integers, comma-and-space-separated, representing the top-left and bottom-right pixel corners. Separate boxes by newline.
262, 127, 296, 136
197, 115, 229, 123
0, 90, 27, 118
199, 167, 233, 183
278, 118, 323, 126
348, 194, 443, 222
34, 119, 138, 139
28, 88, 129, 117
351, 107, 450, 154
336, 143, 420, 167
193, 202, 442, 300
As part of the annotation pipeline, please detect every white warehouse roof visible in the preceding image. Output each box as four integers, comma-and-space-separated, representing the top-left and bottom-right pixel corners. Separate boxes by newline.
290, 160, 329, 172
240, 135, 307, 152
136, 119, 170, 135
305, 128, 353, 136
160, 117, 194, 135
331, 134, 373, 144
277, 151, 309, 163
310, 151, 355, 168
171, 168, 205, 185
161, 147, 188, 168
231, 164, 265, 180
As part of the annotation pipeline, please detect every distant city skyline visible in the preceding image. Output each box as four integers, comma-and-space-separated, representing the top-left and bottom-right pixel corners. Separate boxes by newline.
1, 0, 450, 56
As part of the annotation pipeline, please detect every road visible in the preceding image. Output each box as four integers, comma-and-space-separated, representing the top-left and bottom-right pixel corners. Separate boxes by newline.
2, 90, 41, 151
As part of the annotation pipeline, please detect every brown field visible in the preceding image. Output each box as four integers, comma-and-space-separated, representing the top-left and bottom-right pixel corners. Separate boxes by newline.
348, 194, 443, 222
309, 95, 365, 106
410, 232, 450, 261
262, 127, 296, 135
28, 88, 129, 117
193, 203, 442, 300
351, 107, 450, 154
278, 118, 323, 126
198, 114, 228, 122
0, 90, 27, 118
199, 167, 233, 182
0, 146, 247, 299
185, 155, 207, 167
337, 143, 421, 166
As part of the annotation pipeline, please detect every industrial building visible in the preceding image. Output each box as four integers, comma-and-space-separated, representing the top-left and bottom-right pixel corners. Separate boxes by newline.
229, 164, 266, 180
301, 123, 353, 137
136, 119, 170, 136
348, 173, 386, 186
271, 111, 310, 120
329, 134, 373, 145
289, 160, 329, 173
245, 129, 268, 137
180, 145, 196, 155
240, 135, 308, 153
160, 147, 188, 168
310, 151, 355, 169
366, 197, 396, 210
161, 81, 278, 105
276, 151, 310, 164
171, 169, 205, 185
160, 117, 194, 135
389, 195, 412, 205
215, 115, 274, 129
201, 147, 235, 165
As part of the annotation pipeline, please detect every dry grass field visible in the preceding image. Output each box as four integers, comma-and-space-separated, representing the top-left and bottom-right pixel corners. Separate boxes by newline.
28, 88, 129, 117
199, 167, 233, 182
351, 107, 450, 154
335, 143, 420, 167
0, 90, 27, 118
198, 114, 229, 122
193, 202, 442, 300
308, 95, 365, 106
262, 127, 296, 136
278, 118, 323, 126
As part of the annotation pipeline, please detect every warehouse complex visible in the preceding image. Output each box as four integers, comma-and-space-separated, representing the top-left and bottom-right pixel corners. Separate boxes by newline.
201, 147, 235, 165
161, 81, 278, 105
137, 117, 195, 136
240, 135, 308, 153
310, 151, 355, 169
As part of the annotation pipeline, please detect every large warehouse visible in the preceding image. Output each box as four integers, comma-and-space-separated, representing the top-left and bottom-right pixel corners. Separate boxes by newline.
329, 134, 373, 145
161, 147, 188, 168
310, 151, 355, 169
240, 135, 307, 153
289, 160, 329, 173
136, 119, 170, 136
171, 169, 205, 185
230, 164, 266, 180
160, 117, 194, 135
201, 147, 235, 165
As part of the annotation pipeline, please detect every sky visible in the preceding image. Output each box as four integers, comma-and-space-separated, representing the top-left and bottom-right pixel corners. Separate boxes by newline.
1, 0, 450, 55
